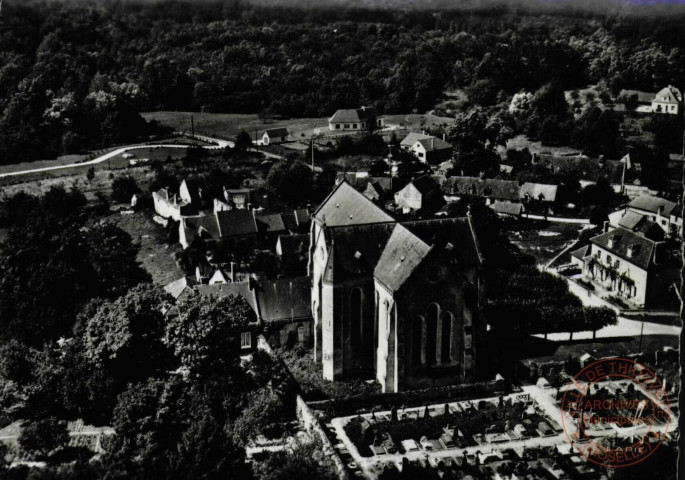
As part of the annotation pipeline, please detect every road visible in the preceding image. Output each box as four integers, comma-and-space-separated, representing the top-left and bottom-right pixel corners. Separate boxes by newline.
0, 134, 233, 179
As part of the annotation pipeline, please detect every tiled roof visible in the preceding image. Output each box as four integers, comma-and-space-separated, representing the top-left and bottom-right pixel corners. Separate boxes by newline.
195, 282, 258, 313
618, 210, 646, 230
628, 195, 676, 216
590, 227, 659, 271
520, 183, 558, 202
374, 224, 432, 292
255, 212, 286, 233
402, 218, 481, 267
570, 244, 589, 261
257, 277, 311, 322
490, 201, 523, 216
400, 132, 432, 146
409, 174, 439, 194
313, 180, 394, 226
164, 277, 198, 300
294, 209, 311, 226
216, 210, 258, 237
672, 204, 683, 219
443, 177, 520, 202
184, 214, 221, 239
534, 154, 623, 183
417, 137, 452, 152
654, 86, 683, 104
329, 107, 379, 124
264, 127, 288, 137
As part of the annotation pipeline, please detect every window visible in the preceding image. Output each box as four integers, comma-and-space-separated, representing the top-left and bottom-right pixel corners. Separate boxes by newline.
606, 254, 611, 263
412, 316, 423, 367
418, 152, 424, 158
350, 288, 362, 347
441, 312, 452, 363
614, 259, 619, 268
353, 123, 358, 129
426, 304, 438, 365
344, 124, 349, 129
241, 332, 252, 349
335, 124, 340, 130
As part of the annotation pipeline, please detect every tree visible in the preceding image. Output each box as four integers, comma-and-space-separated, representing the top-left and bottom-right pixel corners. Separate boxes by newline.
234, 130, 253, 151
111, 176, 140, 204
0, 213, 149, 344
252, 435, 338, 480
86, 166, 96, 183
19, 417, 69, 458
83, 284, 174, 381
166, 293, 256, 379
267, 161, 313, 203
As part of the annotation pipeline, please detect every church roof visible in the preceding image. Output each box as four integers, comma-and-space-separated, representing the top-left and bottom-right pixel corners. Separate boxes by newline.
313, 180, 394, 226
374, 224, 432, 292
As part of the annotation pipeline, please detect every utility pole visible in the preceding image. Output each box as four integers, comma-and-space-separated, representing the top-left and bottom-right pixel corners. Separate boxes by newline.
191, 115, 195, 137
638, 319, 645, 354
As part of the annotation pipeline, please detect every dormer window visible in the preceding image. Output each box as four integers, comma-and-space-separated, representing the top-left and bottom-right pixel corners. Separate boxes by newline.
607, 235, 616, 249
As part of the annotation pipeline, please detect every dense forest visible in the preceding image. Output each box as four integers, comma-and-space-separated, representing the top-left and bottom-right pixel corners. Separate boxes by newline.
1, 1, 685, 163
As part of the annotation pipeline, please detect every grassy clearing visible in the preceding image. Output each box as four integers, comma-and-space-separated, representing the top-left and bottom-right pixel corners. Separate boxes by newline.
505, 220, 583, 265
112, 210, 183, 286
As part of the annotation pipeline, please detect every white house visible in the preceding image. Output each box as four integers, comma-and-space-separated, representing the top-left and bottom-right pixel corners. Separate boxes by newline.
626, 195, 678, 236
152, 187, 194, 221
328, 106, 383, 131
262, 127, 289, 145
400, 133, 452, 164
570, 227, 678, 309
651, 86, 682, 115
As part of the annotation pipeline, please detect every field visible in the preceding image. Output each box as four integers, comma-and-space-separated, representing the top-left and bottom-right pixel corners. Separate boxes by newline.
142, 111, 456, 142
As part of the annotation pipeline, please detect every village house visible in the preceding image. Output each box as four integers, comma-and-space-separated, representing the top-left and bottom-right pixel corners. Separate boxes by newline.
179, 209, 259, 249
328, 106, 384, 131
490, 201, 523, 219
519, 182, 558, 204
261, 127, 289, 145
152, 187, 196, 221
400, 133, 453, 164
570, 226, 679, 309
309, 180, 484, 392
394, 174, 442, 213
624, 195, 679, 237
442, 177, 520, 204
651, 85, 683, 115
164, 275, 312, 350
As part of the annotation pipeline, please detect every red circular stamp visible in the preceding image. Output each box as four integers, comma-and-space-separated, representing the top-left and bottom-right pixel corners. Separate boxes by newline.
560, 357, 672, 468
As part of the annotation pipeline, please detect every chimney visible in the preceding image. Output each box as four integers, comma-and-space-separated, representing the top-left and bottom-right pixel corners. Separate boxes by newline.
195, 266, 202, 284
607, 235, 616, 249
603, 221, 609, 233
443, 133, 446, 141
657, 205, 664, 215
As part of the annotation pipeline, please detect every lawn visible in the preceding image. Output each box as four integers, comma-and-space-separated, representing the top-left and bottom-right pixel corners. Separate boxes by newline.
505, 220, 583, 265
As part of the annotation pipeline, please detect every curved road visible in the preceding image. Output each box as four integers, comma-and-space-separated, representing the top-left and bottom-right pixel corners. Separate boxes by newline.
0, 135, 233, 179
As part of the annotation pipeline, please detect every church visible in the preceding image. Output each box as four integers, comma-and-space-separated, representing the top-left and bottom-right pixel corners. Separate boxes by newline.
308, 180, 484, 393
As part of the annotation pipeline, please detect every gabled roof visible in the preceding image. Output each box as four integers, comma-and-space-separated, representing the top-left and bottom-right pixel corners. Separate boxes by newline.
520, 183, 558, 202
490, 200, 523, 216
374, 224, 432, 292
255, 212, 286, 233
184, 214, 221, 239
570, 244, 590, 261
329, 107, 379, 124
628, 195, 676, 216
257, 277, 311, 322
654, 86, 683, 104
195, 282, 258, 313
215, 210, 258, 237
618, 210, 646, 230
408, 174, 439, 195
416, 137, 452, 152
671, 204, 683, 220
313, 180, 394, 227
534, 154, 623, 184
400, 132, 432, 147
590, 227, 660, 271
264, 127, 288, 137
443, 177, 520, 202
294, 209, 311, 226
164, 276, 198, 300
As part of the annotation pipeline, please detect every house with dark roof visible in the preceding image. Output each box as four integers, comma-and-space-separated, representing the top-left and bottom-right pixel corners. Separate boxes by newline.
164, 275, 312, 350
309, 179, 483, 392
626, 195, 678, 236
570, 227, 679, 308
328, 107, 383, 132
442, 177, 521, 204
402, 133, 453, 164
394, 174, 442, 212
261, 127, 289, 145
179, 210, 258, 249
651, 85, 682, 115
490, 201, 523, 218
